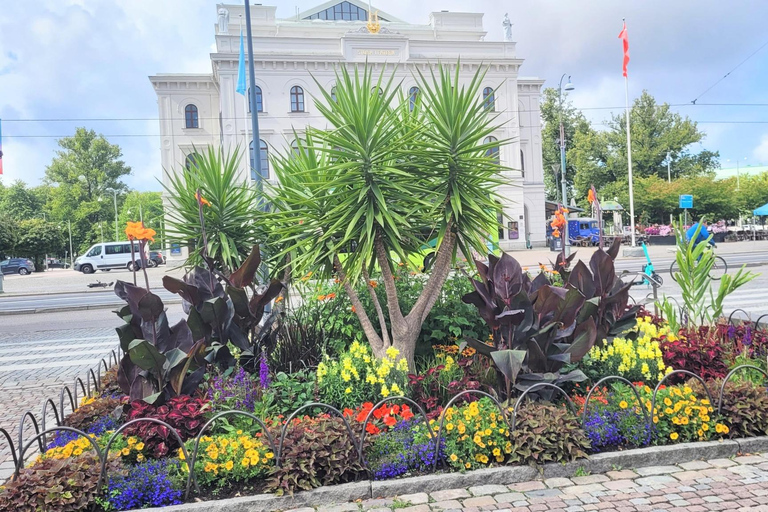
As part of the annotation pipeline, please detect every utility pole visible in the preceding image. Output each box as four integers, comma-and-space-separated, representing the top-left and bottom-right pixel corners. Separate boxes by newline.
667, 151, 671, 183
558, 74, 575, 255
244, 1, 263, 188
68, 219, 74, 268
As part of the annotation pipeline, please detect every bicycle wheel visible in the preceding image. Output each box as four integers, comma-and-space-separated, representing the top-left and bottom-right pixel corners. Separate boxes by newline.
669, 260, 679, 283
710, 255, 728, 280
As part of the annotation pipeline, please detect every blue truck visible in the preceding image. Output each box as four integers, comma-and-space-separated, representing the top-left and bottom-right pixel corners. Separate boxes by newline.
567, 217, 600, 245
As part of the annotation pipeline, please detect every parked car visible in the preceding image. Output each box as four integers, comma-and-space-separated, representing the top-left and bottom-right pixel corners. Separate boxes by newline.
0, 258, 35, 275
148, 251, 165, 267
46, 258, 69, 269
73, 241, 147, 274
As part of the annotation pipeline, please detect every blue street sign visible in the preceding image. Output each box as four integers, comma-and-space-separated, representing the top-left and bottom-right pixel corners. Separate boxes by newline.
171, 243, 181, 255
679, 194, 693, 209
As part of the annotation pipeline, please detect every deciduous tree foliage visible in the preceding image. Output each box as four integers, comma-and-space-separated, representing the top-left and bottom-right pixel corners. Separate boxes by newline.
15, 218, 65, 270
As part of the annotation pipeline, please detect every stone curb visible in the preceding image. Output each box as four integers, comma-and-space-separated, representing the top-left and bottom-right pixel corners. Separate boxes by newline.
135, 436, 767, 512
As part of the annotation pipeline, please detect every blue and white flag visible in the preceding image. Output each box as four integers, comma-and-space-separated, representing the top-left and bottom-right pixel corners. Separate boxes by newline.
236, 29, 246, 96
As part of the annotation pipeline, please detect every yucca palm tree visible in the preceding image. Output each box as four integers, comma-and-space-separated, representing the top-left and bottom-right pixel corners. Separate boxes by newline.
268, 62, 511, 368
163, 145, 260, 273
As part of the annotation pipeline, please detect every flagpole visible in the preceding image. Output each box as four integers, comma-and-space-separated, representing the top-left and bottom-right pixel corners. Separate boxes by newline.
239, 15, 250, 180
621, 18, 637, 247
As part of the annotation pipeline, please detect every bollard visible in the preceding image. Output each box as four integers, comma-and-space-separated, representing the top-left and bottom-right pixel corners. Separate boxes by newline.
0, 272, 4, 293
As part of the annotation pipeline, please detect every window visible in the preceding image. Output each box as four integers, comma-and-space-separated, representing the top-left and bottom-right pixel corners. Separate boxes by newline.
250, 139, 269, 179
290, 86, 305, 112
105, 245, 123, 255
408, 86, 419, 111
248, 86, 263, 113
304, 1, 388, 21
184, 104, 199, 128
520, 149, 525, 173
371, 86, 383, 97
87, 246, 102, 257
331, 86, 337, 102
482, 87, 495, 112
185, 153, 200, 171
484, 136, 500, 165
291, 139, 300, 155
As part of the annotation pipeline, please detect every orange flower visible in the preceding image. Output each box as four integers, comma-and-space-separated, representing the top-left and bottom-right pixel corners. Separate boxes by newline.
195, 191, 211, 207
368, 280, 378, 288
274, 296, 284, 304
351, 306, 357, 313
383, 415, 397, 428
327, 292, 337, 300
552, 228, 560, 238
125, 221, 156, 242
317, 295, 327, 301
587, 189, 596, 203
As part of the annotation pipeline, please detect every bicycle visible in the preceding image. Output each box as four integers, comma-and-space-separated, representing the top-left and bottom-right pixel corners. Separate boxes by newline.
669, 245, 728, 282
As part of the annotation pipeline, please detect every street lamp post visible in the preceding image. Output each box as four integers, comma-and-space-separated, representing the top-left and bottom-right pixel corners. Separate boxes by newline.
558, 74, 575, 254
68, 219, 73, 269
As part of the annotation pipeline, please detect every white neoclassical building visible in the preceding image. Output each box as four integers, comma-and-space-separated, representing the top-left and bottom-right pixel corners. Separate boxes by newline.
150, 1, 547, 252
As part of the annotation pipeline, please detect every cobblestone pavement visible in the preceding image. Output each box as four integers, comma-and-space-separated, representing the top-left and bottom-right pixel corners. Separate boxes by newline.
0, 327, 117, 480
303, 454, 768, 512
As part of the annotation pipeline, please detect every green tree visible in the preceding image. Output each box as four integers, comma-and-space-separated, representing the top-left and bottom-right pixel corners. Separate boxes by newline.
269, 63, 505, 368
15, 219, 65, 270
0, 180, 44, 220
44, 128, 132, 253
0, 215, 20, 259
735, 171, 768, 216
540, 88, 593, 201
571, 91, 719, 203
119, 191, 164, 248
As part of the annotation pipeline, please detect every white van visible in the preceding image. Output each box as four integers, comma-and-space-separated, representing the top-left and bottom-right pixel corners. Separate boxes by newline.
74, 241, 149, 274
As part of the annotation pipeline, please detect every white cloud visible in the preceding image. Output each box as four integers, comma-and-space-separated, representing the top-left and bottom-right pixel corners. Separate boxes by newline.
754, 134, 768, 164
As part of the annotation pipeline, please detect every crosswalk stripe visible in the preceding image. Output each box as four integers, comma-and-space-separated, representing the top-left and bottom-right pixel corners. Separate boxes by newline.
0, 349, 119, 363
0, 359, 108, 372
0, 335, 114, 347
0, 342, 117, 355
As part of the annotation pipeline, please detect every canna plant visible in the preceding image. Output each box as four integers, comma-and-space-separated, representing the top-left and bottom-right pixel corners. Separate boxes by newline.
461, 239, 638, 396
267, 61, 508, 370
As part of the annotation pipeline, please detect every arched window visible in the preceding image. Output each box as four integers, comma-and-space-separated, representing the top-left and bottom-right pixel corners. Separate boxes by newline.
248, 86, 263, 113
408, 86, 420, 112
496, 202, 505, 240
482, 87, 495, 112
184, 104, 199, 129
331, 86, 337, 103
249, 139, 269, 179
484, 136, 500, 165
520, 149, 525, 174
290, 86, 305, 112
291, 139, 300, 155
185, 153, 200, 171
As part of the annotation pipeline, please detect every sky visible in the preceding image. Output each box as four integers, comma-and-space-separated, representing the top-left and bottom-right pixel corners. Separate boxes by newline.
1, 0, 767, 191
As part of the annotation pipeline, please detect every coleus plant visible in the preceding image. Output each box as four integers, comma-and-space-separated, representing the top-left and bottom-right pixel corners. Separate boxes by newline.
461, 239, 638, 396
115, 244, 283, 404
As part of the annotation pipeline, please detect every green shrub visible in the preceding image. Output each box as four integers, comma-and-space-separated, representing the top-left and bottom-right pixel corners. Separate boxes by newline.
507, 403, 590, 464
266, 416, 365, 495
0, 454, 122, 512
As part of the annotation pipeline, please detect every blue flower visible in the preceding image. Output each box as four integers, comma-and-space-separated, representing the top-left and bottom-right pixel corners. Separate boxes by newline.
106, 459, 183, 510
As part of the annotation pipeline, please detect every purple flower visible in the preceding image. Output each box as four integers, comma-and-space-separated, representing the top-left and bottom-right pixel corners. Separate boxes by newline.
727, 325, 736, 340
744, 326, 753, 346
208, 367, 259, 412
260, 348, 271, 388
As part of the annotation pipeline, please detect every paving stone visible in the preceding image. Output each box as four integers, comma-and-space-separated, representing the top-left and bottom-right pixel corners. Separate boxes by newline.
431, 489, 471, 502
629, 498, 651, 506
679, 460, 713, 470
734, 455, 767, 464
603, 480, 638, 491
509, 481, 547, 492
571, 475, 610, 485
317, 504, 360, 512
526, 489, 563, 498
430, 500, 463, 510
635, 465, 682, 476
463, 496, 498, 507
709, 458, 738, 468
560, 484, 607, 495
363, 499, 395, 509
606, 470, 639, 480
546, 478, 575, 488
635, 475, 679, 486
286, 508, 315, 512
400, 506, 430, 512
470, 485, 511, 496
398, 493, 430, 505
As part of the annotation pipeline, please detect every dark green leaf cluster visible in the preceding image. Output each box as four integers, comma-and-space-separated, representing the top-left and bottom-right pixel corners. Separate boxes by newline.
507, 403, 590, 464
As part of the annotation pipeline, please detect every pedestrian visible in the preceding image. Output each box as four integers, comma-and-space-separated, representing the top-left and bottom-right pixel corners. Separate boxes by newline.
686, 218, 716, 249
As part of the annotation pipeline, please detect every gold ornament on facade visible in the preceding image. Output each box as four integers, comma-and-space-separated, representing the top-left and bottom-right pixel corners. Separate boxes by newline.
367, 10, 381, 34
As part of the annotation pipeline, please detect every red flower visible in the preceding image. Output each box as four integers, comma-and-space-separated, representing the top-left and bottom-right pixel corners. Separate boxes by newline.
383, 415, 396, 428
343, 408, 354, 417
365, 423, 380, 435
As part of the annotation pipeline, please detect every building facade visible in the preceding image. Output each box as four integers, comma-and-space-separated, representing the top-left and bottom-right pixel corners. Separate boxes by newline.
150, 1, 547, 253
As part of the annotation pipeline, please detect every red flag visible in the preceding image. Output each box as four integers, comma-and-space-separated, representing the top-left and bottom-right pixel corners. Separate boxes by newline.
618, 21, 629, 77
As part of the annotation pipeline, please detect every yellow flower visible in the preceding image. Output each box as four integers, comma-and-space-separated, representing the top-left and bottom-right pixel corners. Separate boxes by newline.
664, 397, 672, 406
127, 437, 137, 446
137, 453, 145, 462
121, 448, 130, 456
450, 453, 458, 462
242, 458, 250, 467
670, 432, 679, 441
225, 460, 234, 471
701, 423, 709, 431
73, 448, 83, 456
135, 442, 144, 451
380, 385, 390, 398
385, 347, 399, 360
465, 462, 471, 469
345, 387, 352, 394
619, 401, 628, 409
391, 383, 402, 395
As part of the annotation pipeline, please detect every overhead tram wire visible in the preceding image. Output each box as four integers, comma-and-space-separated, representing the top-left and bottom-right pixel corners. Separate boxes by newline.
3, 103, 768, 124
690, 37, 768, 105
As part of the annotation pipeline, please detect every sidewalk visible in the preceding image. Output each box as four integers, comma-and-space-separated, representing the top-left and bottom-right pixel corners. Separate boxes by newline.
305, 453, 768, 512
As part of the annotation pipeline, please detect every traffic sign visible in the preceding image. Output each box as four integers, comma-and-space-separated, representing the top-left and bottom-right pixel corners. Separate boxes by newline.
679, 195, 693, 209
